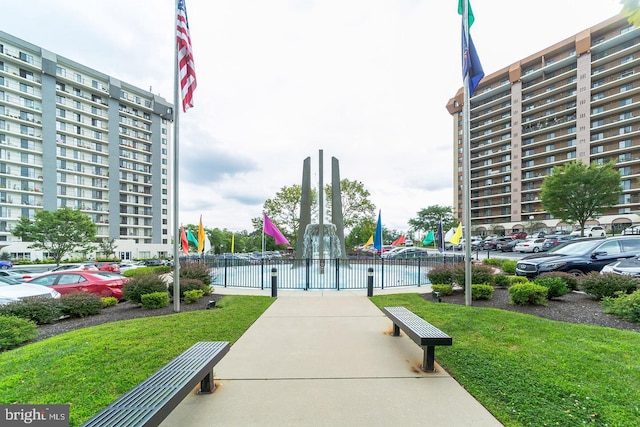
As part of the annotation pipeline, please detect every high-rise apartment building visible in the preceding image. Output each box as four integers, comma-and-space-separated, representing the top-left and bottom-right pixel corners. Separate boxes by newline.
447, 14, 640, 236
0, 31, 173, 257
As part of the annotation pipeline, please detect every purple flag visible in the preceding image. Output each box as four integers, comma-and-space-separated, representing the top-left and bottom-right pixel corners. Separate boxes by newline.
263, 214, 290, 245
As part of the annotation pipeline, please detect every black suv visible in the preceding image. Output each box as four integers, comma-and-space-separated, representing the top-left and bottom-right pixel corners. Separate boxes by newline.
515, 236, 640, 278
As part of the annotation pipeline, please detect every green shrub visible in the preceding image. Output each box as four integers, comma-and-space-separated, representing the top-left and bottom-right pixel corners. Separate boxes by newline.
0, 297, 62, 325
471, 284, 494, 300
451, 263, 495, 288
427, 264, 454, 286
101, 297, 118, 307
430, 284, 453, 296
509, 283, 548, 305
0, 315, 38, 351
602, 290, 640, 322
499, 260, 517, 275
494, 274, 510, 287
509, 276, 530, 285
579, 272, 640, 300
482, 258, 502, 267
123, 266, 169, 278
141, 291, 169, 309
537, 271, 579, 291
533, 276, 569, 299
168, 278, 208, 299
184, 289, 205, 304
179, 262, 212, 286
59, 292, 104, 318
123, 273, 168, 304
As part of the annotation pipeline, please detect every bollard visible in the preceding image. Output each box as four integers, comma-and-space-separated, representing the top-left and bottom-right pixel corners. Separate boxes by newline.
271, 267, 277, 298
367, 267, 374, 297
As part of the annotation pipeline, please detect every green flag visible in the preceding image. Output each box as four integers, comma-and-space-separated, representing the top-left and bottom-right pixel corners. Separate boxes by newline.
458, 0, 474, 28
422, 230, 434, 245
186, 229, 198, 247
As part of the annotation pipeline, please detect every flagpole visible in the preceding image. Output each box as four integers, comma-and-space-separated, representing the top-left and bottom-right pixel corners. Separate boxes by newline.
462, 1, 472, 306
172, 0, 181, 313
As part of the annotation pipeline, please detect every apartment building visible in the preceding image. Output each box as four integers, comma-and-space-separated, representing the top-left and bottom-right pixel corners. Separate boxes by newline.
0, 31, 174, 259
447, 14, 640, 237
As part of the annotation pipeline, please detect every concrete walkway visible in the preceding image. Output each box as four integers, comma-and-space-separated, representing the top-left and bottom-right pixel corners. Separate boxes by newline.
160, 288, 503, 427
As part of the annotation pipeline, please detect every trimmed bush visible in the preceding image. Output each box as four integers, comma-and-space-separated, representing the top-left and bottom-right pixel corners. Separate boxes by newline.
430, 284, 453, 296
59, 292, 104, 318
123, 266, 170, 278
579, 272, 640, 300
141, 291, 170, 309
471, 284, 494, 300
451, 263, 495, 288
427, 264, 454, 286
0, 315, 38, 351
533, 276, 569, 300
179, 262, 212, 286
494, 274, 511, 288
101, 297, 118, 307
509, 283, 548, 305
123, 273, 168, 304
602, 290, 640, 322
482, 258, 516, 274
168, 278, 207, 299
184, 289, 205, 304
509, 276, 530, 285
0, 297, 62, 325
537, 271, 579, 291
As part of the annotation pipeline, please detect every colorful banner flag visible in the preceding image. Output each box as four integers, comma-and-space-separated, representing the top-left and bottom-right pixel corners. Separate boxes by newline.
373, 211, 382, 251
363, 235, 373, 247
459, 0, 484, 96
263, 214, 290, 245
392, 235, 406, 246
177, 0, 197, 111
180, 226, 188, 255
186, 229, 198, 247
450, 223, 463, 245
197, 215, 205, 253
231, 233, 235, 253
437, 221, 445, 252
422, 230, 434, 246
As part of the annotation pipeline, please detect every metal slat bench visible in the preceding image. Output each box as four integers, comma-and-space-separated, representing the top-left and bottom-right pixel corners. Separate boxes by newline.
82, 341, 230, 427
382, 306, 452, 372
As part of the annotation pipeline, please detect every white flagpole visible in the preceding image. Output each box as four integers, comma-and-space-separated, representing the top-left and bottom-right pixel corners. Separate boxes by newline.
462, 1, 473, 306
172, 0, 181, 312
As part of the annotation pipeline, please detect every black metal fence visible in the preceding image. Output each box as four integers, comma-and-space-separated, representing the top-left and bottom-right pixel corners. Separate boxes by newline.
192, 255, 465, 290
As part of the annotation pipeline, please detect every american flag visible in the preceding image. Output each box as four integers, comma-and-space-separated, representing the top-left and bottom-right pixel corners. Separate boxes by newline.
177, 0, 196, 112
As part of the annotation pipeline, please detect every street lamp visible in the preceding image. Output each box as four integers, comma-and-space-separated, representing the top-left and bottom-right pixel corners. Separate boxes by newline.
529, 215, 535, 235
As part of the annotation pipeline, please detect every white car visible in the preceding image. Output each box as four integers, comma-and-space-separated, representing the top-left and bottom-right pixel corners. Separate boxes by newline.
0, 276, 61, 305
514, 238, 546, 253
570, 226, 606, 237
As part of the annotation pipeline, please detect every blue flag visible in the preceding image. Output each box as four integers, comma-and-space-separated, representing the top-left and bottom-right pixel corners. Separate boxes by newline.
373, 211, 382, 251
462, 29, 484, 96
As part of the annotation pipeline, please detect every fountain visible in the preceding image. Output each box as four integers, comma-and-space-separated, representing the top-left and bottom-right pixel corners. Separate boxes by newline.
302, 223, 342, 259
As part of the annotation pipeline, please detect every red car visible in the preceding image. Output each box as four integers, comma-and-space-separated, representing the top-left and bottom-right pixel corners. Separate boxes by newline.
26, 271, 129, 300
96, 263, 121, 273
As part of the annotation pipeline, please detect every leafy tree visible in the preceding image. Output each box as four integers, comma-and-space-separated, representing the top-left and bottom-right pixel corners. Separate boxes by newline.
540, 161, 621, 236
325, 179, 376, 229
256, 185, 317, 246
12, 207, 97, 265
621, 0, 640, 26
408, 205, 456, 233
345, 218, 376, 250
97, 238, 117, 259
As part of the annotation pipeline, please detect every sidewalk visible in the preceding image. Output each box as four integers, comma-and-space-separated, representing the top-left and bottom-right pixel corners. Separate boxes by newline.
160, 288, 503, 427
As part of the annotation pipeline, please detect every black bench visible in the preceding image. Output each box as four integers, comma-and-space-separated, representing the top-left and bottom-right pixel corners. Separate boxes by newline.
82, 341, 230, 427
382, 306, 452, 372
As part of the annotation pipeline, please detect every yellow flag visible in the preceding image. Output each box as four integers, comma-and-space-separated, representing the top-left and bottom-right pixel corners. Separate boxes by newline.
363, 235, 373, 247
450, 223, 463, 245
231, 233, 235, 253
197, 215, 205, 253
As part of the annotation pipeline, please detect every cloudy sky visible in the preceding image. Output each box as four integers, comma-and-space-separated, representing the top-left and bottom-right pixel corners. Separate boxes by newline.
6, 0, 623, 235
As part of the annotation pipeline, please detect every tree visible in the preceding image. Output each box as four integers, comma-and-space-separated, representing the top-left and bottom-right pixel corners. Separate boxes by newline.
257, 185, 317, 246
345, 218, 376, 250
540, 161, 621, 236
325, 179, 376, 229
12, 207, 97, 265
621, 0, 640, 26
408, 205, 456, 233
98, 238, 117, 259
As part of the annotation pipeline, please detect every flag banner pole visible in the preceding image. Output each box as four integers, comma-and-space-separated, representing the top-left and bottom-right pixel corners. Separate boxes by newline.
172, 0, 181, 313
462, 0, 473, 306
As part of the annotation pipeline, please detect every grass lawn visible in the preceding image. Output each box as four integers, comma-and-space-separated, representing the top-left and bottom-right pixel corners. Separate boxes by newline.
370, 293, 640, 427
0, 295, 274, 427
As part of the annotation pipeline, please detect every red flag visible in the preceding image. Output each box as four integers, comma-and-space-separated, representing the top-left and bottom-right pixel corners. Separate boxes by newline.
392, 235, 406, 246
263, 214, 290, 246
180, 225, 188, 255
177, 0, 197, 112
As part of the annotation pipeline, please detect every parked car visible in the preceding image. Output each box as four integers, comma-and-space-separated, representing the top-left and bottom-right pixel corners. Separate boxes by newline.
514, 238, 546, 253
95, 262, 121, 273
541, 235, 577, 251
570, 226, 606, 237
622, 225, 640, 235
118, 261, 147, 272
0, 276, 61, 305
601, 255, 640, 278
496, 239, 525, 252
484, 237, 513, 251
48, 263, 99, 273
0, 270, 36, 282
26, 271, 129, 300
385, 247, 429, 259
510, 231, 528, 239
516, 236, 640, 278
0, 260, 13, 269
